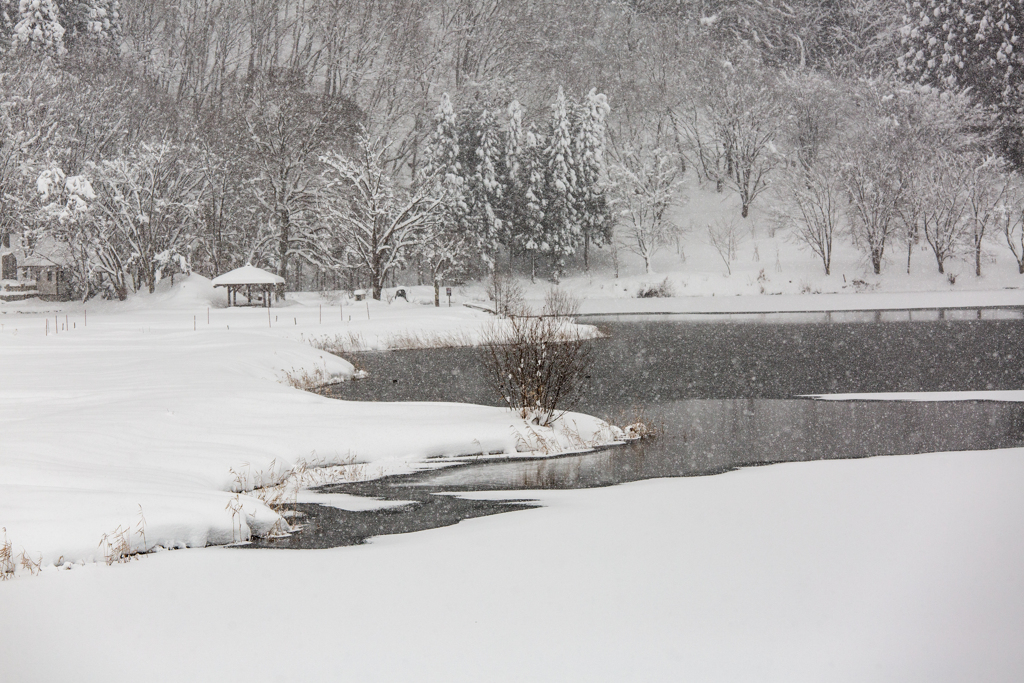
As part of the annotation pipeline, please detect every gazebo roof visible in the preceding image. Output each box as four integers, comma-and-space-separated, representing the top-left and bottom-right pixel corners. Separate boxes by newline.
211, 265, 285, 287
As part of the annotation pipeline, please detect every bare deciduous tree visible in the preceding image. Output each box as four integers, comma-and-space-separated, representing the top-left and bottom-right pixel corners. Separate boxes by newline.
320, 135, 445, 300
781, 156, 844, 275
1000, 178, 1024, 274
673, 57, 784, 217
841, 142, 905, 275
246, 86, 356, 288
610, 145, 683, 274
965, 156, 1007, 277
87, 143, 203, 297
914, 151, 971, 275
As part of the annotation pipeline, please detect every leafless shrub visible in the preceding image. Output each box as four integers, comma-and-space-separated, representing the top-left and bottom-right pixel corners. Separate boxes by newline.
489, 271, 526, 317
707, 219, 744, 275
480, 290, 593, 427
541, 286, 581, 317
637, 278, 675, 298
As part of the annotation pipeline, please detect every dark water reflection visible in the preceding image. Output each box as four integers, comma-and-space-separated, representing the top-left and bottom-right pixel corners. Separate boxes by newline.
399, 398, 1024, 491
251, 317, 1024, 549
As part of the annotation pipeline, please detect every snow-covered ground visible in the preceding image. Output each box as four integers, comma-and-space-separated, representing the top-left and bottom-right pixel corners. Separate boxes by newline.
809, 390, 1024, 402
3, 218, 1024, 681
0, 275, 616, 566
498, 188, 1024, 313
1, 448, 1021, 682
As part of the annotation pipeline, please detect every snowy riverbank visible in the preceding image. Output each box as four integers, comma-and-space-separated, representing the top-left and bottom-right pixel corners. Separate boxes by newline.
0, 275, 616, 566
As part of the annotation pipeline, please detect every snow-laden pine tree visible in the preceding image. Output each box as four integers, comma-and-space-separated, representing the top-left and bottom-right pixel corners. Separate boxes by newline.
521, 125, 548, 282
543, 87, 579, 281
5, 0, 65, 53
420, 93, 472, 305
899, 0, 1022, 98
899, 0, 1023, 163
1, 0, 119, 53
572, 88, 613, 270
464, 107, 504, 268
498, 99, 526, 269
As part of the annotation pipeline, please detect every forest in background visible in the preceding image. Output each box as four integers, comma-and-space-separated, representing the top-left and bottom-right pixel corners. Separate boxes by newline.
1, 0, 1022, 300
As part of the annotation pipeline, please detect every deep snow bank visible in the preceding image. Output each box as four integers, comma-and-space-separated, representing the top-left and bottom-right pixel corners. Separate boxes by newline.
1, 448, 1022, 682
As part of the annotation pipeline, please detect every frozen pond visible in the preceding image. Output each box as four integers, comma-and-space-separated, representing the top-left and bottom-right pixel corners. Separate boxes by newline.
252, 316, 1024, 549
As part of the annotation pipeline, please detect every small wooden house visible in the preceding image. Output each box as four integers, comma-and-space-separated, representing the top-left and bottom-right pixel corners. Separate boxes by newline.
1, 232, 73, 301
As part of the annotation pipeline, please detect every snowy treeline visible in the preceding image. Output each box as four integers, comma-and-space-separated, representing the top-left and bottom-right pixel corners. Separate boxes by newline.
1, 0, 1023, 300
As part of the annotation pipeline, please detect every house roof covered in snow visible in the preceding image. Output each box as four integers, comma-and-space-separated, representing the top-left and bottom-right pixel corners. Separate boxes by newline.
211, 265, 285, 287
209, 264, 284, 286
16, 235, 72, 268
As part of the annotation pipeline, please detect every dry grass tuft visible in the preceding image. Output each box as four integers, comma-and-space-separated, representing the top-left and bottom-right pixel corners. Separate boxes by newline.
98, 506, 149, 565
281, 362, 334, 394
1, 528, 14, 580
382, 329, 476, 350
304, 331, 367, 354
228, 453, 380, 540
19, 550, 42, 576
304, 329, 477, 354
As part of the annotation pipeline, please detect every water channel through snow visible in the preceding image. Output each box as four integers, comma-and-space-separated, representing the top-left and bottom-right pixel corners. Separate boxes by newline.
249, 314, 1024, 550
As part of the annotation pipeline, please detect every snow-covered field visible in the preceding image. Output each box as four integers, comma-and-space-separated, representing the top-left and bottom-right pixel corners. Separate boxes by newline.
1, 448, 1021, 682
508, 190, 1024, 313
0, 275, 616, 566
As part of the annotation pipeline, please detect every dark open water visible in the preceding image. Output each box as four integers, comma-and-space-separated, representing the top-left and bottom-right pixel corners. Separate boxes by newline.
249, 315, 1024, 549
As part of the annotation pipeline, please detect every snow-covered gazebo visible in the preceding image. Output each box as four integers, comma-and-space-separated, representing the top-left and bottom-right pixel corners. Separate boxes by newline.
211, 265, 285, 308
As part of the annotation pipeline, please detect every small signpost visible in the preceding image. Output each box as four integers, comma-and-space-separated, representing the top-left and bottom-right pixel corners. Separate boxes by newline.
446, 287, 452, 307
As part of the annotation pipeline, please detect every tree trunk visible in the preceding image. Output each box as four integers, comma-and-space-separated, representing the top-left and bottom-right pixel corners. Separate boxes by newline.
434, 280, 440, 307
871, 250, 882, 275
583, 232, 590, 271
975, 243, 982, 277
276, 209, 290, 286
741, 202, 749, 218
